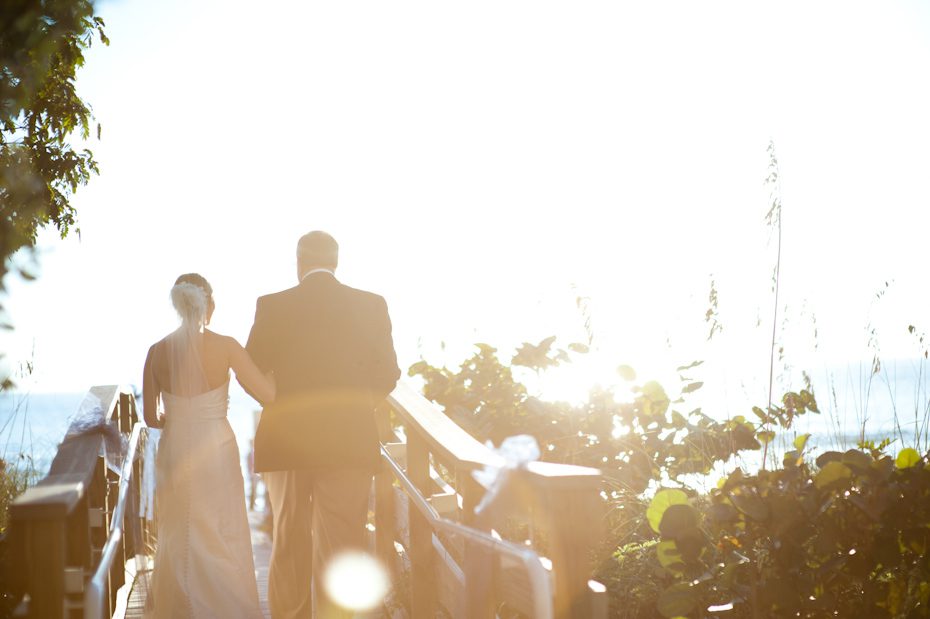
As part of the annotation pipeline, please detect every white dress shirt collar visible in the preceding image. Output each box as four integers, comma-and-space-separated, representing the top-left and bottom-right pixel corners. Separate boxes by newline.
301, 268, 334, 282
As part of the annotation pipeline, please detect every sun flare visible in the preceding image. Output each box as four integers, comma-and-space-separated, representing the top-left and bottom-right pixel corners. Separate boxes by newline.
322, 551, 390, 612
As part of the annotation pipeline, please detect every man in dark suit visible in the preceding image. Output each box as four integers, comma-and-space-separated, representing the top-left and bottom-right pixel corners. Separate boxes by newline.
246, 231, 400, 618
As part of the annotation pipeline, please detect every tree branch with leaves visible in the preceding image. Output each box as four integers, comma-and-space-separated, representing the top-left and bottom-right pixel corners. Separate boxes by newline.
0, 0, 107, 387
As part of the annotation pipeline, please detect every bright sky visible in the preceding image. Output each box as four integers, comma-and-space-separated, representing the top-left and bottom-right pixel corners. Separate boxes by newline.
3, 0, 930, 418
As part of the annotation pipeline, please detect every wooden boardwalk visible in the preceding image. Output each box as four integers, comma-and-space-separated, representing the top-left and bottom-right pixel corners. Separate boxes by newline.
124, 511, 273, 618
251, 510, 273, 618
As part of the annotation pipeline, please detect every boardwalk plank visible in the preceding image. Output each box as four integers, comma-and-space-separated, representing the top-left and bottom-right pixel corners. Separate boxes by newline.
123, 512, 273, 619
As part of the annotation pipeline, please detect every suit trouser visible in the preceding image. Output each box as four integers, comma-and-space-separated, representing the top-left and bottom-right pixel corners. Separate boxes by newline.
264, 468, 372, 619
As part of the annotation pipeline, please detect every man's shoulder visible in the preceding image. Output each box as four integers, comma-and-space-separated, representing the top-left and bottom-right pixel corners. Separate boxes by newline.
256, 285, 302, 307
257, 280, 388, 313
338, 282, 387, 308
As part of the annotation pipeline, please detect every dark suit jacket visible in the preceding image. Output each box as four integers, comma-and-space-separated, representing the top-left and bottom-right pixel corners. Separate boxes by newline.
246, 272, 400, 472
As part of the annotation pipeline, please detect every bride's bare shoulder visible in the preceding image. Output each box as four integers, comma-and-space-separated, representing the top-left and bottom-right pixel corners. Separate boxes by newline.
204, 329, 243, 351
144, 335, 172, 378
146, 334, 171, 356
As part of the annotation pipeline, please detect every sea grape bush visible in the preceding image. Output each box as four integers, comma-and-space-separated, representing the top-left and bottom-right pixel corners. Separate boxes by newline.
410, 337, 930, 618
648, 442, 930, 618
409, 340, 770, 485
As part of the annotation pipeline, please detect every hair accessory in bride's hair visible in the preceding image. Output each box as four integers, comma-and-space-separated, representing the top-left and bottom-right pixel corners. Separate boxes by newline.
170, 281, 208, 327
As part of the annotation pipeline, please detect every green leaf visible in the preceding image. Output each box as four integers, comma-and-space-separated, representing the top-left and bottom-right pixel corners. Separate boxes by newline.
815, 461, 853, 489
640, 381, 671, 419
568, 342, 589, 354
794, 433, 810, 452
675, 529, 705, 563
842, 449, 872, 472
751, 406, 769, 422
681, 381, 703, 394
729, 492, 769, 521
757, 430, 775, 445
659, 503, 700, 538
896, 448, 921, 469
800, 389, 819, 413
657, 583, 699, 618
675, 360, 704, 371
815, 451, 842, 468
641, 381, 668, 401
617, 364, 637, 381
537, 335, 557, 349
647, 489, 689, 534
707, 503, 740, 523
407, 360, 431, 376
671, 411, 688, 429
783, 450, 802, 468
719, 468, 743, 491
656, 540, 686, 576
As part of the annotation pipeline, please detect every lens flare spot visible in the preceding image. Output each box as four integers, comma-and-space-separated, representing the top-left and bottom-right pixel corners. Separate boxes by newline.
323, 551, 390, 612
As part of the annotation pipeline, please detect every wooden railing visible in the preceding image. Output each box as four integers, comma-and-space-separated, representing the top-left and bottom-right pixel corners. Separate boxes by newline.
6, 380, 606, 618
375, 382, 607, 618
6, 386, 153, 619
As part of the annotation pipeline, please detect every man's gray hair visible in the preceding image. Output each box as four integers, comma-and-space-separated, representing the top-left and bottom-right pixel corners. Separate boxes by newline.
297, 231, 339, 267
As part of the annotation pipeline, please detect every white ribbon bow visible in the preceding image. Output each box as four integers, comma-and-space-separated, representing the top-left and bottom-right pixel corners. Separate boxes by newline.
472, 434, 541, 516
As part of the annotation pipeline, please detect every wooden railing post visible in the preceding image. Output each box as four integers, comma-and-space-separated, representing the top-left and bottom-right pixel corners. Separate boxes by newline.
406, 431, 436, 618
104, 460, 124, 615
373, 465, 396, 571
460, 473, 495, 618
116, 391, 139, 435
10, 482, 83, 619
128, 433, 145, 559
88, 456, 108, 564
528, 474, 605, 619
373, 407, 399, 577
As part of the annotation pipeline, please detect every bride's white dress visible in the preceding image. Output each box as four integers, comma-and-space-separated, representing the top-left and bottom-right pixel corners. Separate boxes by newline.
145, 380, 263, 618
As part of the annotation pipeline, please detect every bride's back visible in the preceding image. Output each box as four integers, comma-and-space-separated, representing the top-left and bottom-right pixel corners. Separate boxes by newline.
151, 329, 232, 396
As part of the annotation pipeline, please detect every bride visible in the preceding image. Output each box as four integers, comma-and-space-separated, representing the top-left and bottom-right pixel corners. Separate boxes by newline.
142, 273, 275, 618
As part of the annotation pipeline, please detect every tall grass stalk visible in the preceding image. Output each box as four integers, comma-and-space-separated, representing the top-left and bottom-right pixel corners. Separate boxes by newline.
0, 457, 37, 534
763, 140, 783, 470
0, 351, 38, 534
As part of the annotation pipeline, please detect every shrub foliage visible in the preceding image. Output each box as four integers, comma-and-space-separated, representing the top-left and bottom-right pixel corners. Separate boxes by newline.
410, 337, 930, 618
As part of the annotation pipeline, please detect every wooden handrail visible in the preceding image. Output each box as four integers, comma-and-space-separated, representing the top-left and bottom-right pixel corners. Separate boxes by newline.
387, 382, 506, 471
387, 382, 603, 486
379, 380, 607, 618
85, 422, 144, 619
7, 385, 141, 619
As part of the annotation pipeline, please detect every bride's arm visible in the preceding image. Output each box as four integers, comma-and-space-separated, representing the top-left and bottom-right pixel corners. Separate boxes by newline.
142, 344, 163, 428
228, 338, 276, 404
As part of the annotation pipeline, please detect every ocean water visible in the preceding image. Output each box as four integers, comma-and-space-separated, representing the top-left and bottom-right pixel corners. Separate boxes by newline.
745, 359, 930, 453
0, 383, 263, 482
0, 391, 83, 475
3, 360, 928, 484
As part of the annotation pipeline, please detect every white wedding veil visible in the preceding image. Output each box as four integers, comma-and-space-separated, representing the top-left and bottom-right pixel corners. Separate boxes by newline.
166, 280, 210, 396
